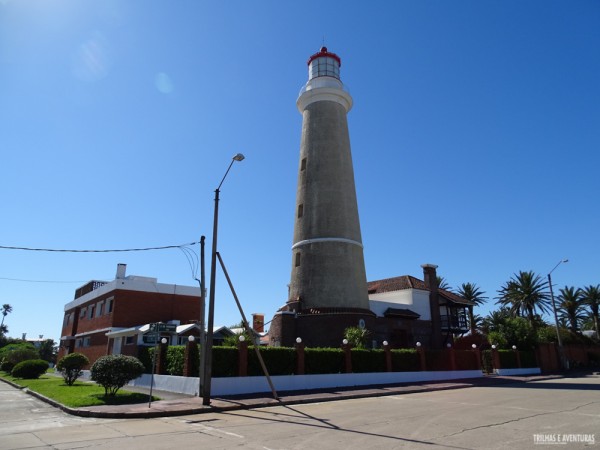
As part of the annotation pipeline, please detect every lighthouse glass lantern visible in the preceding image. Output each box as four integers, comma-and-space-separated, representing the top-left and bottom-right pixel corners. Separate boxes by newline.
308, 47, 341, 80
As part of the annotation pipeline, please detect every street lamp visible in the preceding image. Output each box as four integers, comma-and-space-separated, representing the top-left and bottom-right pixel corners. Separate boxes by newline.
548, 258, 568, 370
202, 153, 245, 406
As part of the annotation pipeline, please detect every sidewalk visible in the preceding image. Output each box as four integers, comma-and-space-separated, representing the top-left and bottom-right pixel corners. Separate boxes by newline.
21, 373, 570, 419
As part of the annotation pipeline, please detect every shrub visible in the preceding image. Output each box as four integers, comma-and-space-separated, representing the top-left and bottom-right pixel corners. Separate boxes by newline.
390, 349, 420, 372
56, 352, 89, 386
305, 348, 344, 374
137, 346, 154, 373
166, 346, 185, 376
1, 360, 15, 372
90, 355, 145, 396
0, 343, 39, 369
248, 346, 296, 376
11, 359, 48, 379
343, 326, 370, 349
351, 349, 385, 373
211, 346, 238, 377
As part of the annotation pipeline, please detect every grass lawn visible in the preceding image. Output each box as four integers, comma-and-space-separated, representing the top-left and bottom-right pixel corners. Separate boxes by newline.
0, 373, 158, 407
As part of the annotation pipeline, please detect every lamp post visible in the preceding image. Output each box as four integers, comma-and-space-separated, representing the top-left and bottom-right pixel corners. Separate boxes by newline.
202, 153, 245, 406
548, 258, 568, 370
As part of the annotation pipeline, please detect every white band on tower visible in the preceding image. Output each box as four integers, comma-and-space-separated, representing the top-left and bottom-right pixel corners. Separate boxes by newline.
291, 237, 364, 250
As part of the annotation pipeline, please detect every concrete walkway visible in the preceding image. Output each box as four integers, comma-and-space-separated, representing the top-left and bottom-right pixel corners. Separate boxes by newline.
2, 372, 578, 419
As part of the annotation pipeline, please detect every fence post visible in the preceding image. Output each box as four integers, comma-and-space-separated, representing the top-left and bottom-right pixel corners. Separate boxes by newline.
156, 340, 168, 375
383, 341, 392, 372
491, 345, 501, 372
342, 340, 352, 373
512, 345, 521, 368
472, 344, 482, 371
295, 338, 305, 375
447, 344, 457, 371
183, 336, 197, 377
417, 342, 427, 371
237, 338, 248, 377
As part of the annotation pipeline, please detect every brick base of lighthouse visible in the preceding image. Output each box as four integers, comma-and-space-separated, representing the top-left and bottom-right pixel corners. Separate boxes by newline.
269, 310, 439, 349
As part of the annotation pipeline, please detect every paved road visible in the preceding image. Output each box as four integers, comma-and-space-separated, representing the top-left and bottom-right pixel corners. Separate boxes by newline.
1, 374, 598, 449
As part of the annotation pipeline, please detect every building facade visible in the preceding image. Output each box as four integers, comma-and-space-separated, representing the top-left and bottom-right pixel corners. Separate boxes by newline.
58, 264, 201, 365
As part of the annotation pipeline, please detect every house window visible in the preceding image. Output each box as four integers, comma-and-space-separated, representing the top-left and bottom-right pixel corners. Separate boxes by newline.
297, 204, 304, 218
96, 302, 103, 317
63, 314, 70, 327
79, 308, 86, 319
83, 337, 91, 347
125, 336, 135, 345
106, 297, 113, 314
295, 252, 301, 267
88, 305, 95, 319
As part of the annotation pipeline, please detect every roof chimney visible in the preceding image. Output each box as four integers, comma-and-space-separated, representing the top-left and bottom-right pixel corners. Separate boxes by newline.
116, 263, 127, 280
421, 264, 438, 291
421, 263, 442, 349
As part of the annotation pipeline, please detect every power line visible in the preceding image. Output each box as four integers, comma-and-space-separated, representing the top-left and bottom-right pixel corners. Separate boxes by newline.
0, 242, 199, 253
0, 277, 86, 284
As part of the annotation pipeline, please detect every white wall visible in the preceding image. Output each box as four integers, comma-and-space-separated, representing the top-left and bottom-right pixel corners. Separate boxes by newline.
129, 370, 483, 397
369, 289, 431, 320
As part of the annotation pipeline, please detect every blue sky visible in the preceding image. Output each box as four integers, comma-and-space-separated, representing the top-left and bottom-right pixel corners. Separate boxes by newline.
1, 1, 599, 342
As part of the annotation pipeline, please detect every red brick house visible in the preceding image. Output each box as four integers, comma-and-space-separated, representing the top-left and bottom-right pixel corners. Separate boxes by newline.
58, 264, 201, 365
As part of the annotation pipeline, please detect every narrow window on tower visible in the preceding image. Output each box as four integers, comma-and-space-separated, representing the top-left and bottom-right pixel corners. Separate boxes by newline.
301, 158, 307, 171
297, 204, 304, 218
295, 252, 301, 267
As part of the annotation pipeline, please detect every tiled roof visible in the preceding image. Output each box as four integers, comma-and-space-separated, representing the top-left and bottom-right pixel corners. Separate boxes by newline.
367, 275, 475, 306
367, 275, 427, 293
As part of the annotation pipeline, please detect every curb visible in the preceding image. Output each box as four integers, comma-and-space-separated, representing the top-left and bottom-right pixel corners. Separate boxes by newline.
1, 372, 582, 419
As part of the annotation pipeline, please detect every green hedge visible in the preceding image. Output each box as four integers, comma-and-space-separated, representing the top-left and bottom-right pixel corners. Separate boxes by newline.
166, 346, 185, 376
211, 346, 238, 377
305, 348, 344, 374
248, 347, 296, 376
390, 349, 420, 372
482, 350, 493, 373
351, 349, 386, 373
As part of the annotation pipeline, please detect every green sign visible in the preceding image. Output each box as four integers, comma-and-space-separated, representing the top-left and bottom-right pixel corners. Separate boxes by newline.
149, 323, 177, 332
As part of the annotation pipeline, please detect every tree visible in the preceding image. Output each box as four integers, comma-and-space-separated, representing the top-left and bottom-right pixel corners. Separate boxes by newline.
0, 304, 12, 335
38, 339, 57, 364
581, 285, 600, 339
343, 326, 370, 349
56, 353, 89, 386
456, 282, 488, 334
496, 271, 550, 329
90, 355, 145, 397
557, 286, 585, 333
437, 276, 452, 291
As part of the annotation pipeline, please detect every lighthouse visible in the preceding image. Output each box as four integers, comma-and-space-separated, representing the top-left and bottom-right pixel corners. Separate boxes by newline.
270, 47, 373, 347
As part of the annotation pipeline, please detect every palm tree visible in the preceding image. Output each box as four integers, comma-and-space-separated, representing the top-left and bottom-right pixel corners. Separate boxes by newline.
580, 285, 600, 338
496, 271, 550, 329
456, 282, 488, 334
437, 276, 452, 291
557, 286, 585, 333
0, 304, 12, 334
481, 307, 511, 334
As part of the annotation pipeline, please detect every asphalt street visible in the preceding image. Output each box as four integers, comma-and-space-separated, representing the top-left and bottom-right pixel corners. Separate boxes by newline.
1, 374, 598, 449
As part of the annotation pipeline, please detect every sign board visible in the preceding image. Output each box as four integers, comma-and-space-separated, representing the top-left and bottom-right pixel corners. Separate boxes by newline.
149, 323, 177, 332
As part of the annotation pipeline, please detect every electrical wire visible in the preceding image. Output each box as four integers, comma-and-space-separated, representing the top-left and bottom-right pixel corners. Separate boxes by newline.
0, 277, 87, 284
0, 242, 199, 253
